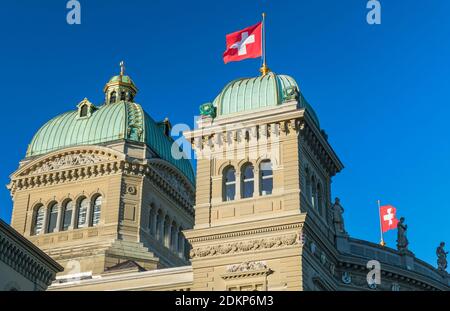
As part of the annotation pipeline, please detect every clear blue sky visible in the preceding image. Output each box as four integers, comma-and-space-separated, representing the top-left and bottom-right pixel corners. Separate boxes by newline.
0, 0, 448, 266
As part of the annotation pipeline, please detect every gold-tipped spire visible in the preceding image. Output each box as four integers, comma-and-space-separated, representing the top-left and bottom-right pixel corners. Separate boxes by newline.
260, 12, 271, 76
260, 63, 270, 75
120, 61, 125, 76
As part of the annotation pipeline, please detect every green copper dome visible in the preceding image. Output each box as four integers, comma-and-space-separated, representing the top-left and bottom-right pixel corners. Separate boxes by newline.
26, 101, 195, 185
108, 75, 134, 85
212, 72, 320, 127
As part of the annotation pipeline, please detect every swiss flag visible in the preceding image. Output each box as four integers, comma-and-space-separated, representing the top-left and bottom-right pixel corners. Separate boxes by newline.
223, 22, 262, 64
380, 205, 399, 233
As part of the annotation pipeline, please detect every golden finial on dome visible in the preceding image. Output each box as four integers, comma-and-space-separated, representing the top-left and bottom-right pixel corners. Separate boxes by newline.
120, 61, 125, 76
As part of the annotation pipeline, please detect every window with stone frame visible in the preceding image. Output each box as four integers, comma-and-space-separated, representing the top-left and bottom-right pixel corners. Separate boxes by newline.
32, 205, 45, 235
241, 163, 254, 199
92, 195, 102, 226
260, 160, 273, 196
223, 166, 236, 201
47, 202, 59, 233
62, 200, 73, 231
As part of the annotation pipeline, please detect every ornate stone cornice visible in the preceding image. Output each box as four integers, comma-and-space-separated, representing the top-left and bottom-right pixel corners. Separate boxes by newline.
0, 225, 61, 287
8, 147, 195, 214
299, 121, 343, 177
222, 261, 272, 280
187, 223, 303, 243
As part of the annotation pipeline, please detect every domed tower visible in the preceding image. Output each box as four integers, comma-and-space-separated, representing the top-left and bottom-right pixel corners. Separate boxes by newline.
183, 71, 343, 291
8, 63, 195, 279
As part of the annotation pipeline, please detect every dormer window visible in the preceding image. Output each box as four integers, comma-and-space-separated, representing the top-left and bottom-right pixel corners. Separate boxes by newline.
77, 98, 95, 119
110, 91, 117, 104
80, 104, 88, 117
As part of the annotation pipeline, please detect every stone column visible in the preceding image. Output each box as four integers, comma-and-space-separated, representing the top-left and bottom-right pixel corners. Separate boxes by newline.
70, 204, 77, 230
235, 172, 241, 199
42, 208, 49, 234
54, 204, 62, 232
254, 168, 260, 197
85, 201, 93, 227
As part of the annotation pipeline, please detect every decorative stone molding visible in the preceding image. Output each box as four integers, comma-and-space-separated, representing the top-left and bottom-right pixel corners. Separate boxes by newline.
222, 261, 272, 280
190, 233, 300, 259
227, 261, 268, 273
32, 153, 104, 174
124, 184, 137, 195
187, 223, 303, 243
8, 147, 195, 215
0, 233, 56, 287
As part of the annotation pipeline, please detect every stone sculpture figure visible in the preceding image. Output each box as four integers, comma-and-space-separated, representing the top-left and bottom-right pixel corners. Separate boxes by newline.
396, 217, 409, 251
332, 197, 346, 234
436, 242, 448, 272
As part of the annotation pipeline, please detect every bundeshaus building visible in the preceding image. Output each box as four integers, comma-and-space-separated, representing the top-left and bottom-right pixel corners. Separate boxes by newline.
4, 63, 449, 291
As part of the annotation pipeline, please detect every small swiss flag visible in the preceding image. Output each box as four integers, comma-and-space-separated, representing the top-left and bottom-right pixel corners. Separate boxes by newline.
223, 22, 262, 64
380, 205, 399, 233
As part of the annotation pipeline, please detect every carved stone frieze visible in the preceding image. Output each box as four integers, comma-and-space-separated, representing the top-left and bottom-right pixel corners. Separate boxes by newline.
190, 233, 300, 259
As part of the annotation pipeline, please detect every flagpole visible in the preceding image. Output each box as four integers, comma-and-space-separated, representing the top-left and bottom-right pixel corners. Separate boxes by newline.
378, 200, 386, 246
260, 12, 270, 75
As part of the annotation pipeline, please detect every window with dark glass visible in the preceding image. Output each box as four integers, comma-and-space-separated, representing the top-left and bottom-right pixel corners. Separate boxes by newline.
224, 167, 236, 201
32, 205, 45, 235
110, 91, 117, 104
47, 203, 59, 233
241, 164, 254, 199
129, 93, 134, 102
92, 196, 102, 226
80, 105, 88, 117
311, 177, 317, 208
77, 198, 89, 228
260, 160, 273, 195
120, 91, 126, 101
317, 183, 323, 216
62, 200, 73, 231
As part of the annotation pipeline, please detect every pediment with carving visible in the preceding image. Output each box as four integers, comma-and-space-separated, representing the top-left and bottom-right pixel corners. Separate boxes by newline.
13, 146, 125, 178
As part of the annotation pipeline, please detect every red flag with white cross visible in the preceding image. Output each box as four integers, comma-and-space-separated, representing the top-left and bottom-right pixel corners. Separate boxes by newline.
223, 22, 262, 64
380, 205, 399, 233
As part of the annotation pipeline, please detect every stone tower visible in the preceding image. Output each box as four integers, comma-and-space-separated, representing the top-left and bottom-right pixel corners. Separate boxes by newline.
8, 65, 195, 278
184, 72, 343, 290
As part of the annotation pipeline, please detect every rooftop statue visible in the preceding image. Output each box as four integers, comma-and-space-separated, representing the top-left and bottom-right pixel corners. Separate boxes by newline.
332, 197, 346, 235
396, 217, 409, 252
436, 242, 448, 272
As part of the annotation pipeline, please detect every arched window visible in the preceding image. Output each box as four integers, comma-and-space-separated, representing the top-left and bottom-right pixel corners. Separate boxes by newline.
110, 91, 117, 104
177, 228, 184, 257
79, 105, 88, 117
32, 205, 45, 235
171, 222, 178, 251
317, 183, 323, 216
47, 203, 59, 233
129, 93, 134, 102
156, 211, 163, 241
148, 206, 154, 234
305, 168, 311, 200
62, 200, 73, 231
311, 176, 317, 208
77, 198, 89, 228
164, 217, 171, 247
223, 166, 236, 201
120, 91, 126, 101
92, 196, 102, 226
241, 164, 254, 199
260, 160, 273, 196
